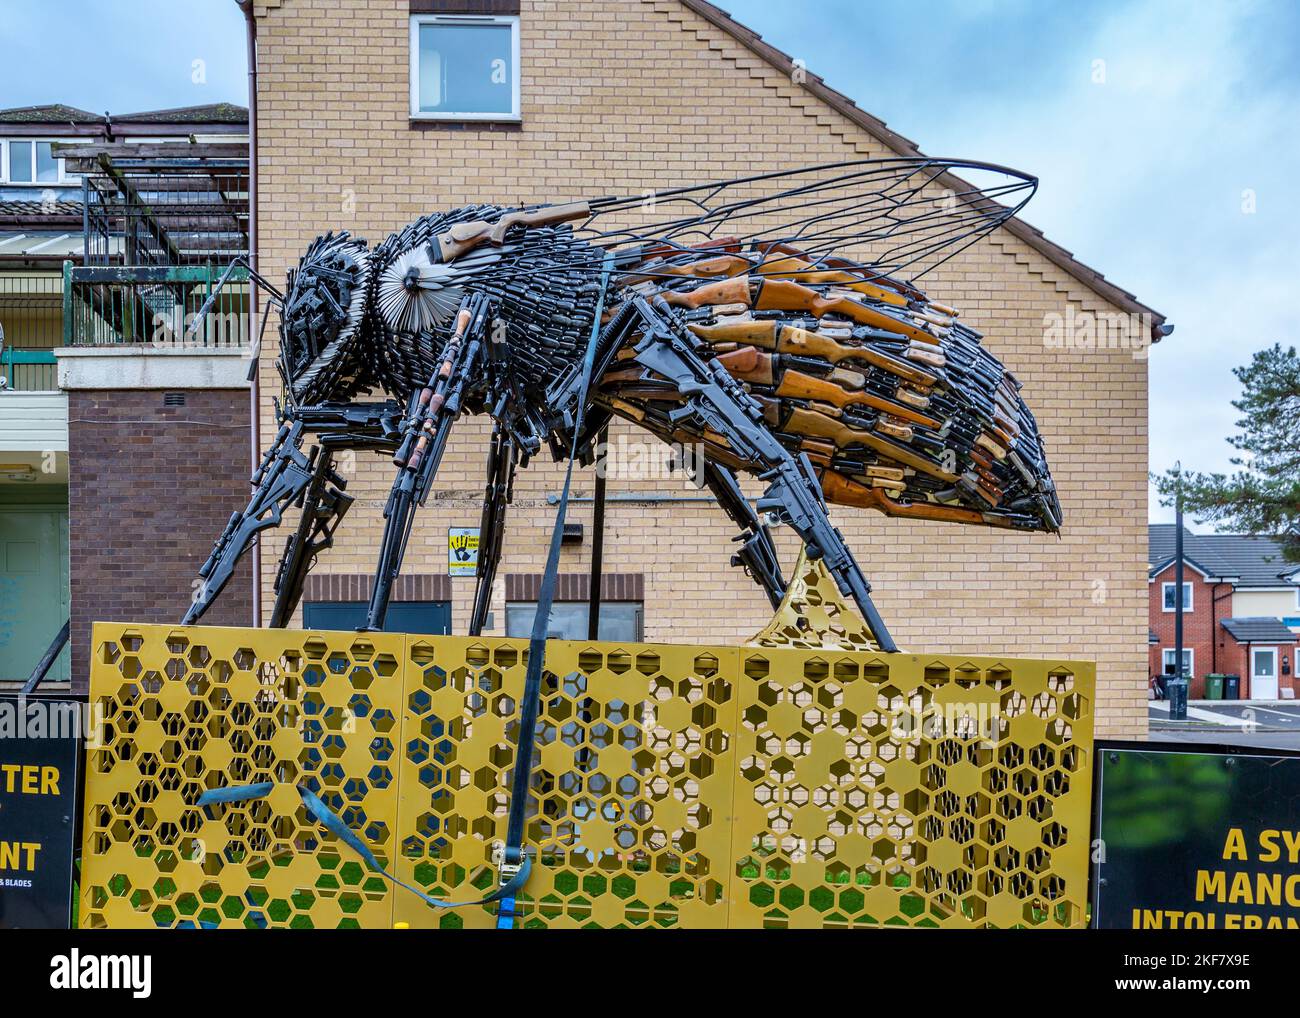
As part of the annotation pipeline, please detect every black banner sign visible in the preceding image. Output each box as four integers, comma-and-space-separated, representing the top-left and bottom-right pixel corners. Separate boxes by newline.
0, 695, 82, 928
1093, 742, 1300, 930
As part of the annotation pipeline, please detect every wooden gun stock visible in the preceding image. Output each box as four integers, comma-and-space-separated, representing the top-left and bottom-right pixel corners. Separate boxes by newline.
661, 275, 752, 310
774, 369, 940, 428
757, 254, 909, 308
781, 406, 957, 482
820, 472, 1002, 525
690, 320, 777, 347
758, 241, 927, 301
756, 278, 936, 344
778, 327, 939, 387
628, 254, 753, 283
714, 345, 775, 386
433, 201, 591, 262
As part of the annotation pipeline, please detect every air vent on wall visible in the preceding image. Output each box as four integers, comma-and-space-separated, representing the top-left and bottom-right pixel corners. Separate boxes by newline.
163, 392, 186, 407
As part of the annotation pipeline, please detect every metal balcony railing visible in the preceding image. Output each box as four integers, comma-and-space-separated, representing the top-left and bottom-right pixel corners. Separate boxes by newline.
63, 261, 251, 348
0, 272, 61, 390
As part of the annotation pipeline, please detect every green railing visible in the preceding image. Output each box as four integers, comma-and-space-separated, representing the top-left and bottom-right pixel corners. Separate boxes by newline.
0, 347, 58, 391
0, 271, 62, 390
63, 261, 251, 348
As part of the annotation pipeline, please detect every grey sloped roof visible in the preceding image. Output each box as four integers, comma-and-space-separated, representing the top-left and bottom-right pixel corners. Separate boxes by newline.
0, 199, 84, 218
1148, 524, 1234, 579
1195, 534, 1297, 587
1220, 618, 1299, 643
114, 103, 247, 124
1149, 524, 1298, 587
0, 104, 100, 124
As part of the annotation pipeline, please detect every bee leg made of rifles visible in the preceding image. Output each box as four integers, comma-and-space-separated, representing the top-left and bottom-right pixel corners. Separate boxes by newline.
183, 415, 315, 626
627, 295, 898, 652
700, 459, 787, 610
469, 425, 517, 636
268, 446, 354, 628
363, 406, 460, 632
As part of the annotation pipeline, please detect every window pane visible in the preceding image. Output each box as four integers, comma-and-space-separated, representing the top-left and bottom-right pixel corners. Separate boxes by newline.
35, 142, 58, 182
9, 141, 33, 182
418, 22, 513, 115
1163, 585, 1174, 609
505, 602, 642, 641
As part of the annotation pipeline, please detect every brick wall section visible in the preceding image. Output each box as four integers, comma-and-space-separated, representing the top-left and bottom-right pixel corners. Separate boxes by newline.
1147, 563, 1233, 697
303, 572, 451, 602
250, 0, 1153, 738
504, 572, 644, 602
68, 389, 252, 689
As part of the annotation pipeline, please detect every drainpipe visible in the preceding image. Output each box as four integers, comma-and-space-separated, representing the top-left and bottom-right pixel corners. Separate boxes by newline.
1211, 582, 1233, 675
239, 0, 261, 626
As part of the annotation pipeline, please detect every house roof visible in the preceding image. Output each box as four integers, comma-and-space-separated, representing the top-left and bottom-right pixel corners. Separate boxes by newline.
0, 104, 101, 124
0, 200, 83, 219
113, 103, 248, 125
0, 103, 248, 137
1149, 524, 1298, 588
1220, 618, 1298, 644
680, 0, 1167, 335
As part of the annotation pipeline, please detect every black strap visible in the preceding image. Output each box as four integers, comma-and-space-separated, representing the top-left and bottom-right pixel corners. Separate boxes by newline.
496, 252, 613, 928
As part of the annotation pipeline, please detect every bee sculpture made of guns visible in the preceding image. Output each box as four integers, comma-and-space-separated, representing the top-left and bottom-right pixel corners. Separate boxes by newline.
183, 158, 1062, 652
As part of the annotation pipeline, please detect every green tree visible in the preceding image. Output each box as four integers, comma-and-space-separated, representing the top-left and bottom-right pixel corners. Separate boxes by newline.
1155, 343, 1300, 563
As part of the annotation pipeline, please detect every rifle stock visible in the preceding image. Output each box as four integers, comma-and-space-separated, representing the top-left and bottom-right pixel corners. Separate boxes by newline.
755, 278, 936, 345
433, 201, 591, 262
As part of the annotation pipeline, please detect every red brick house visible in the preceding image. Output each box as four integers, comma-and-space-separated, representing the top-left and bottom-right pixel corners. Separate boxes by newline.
1149, 525, 1299, 699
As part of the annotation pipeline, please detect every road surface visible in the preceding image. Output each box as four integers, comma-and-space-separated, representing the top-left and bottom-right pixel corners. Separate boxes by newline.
1148, 699, 1300, 751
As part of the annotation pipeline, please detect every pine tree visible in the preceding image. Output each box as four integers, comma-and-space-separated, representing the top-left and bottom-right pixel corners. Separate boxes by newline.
1155, 344, 1300, 562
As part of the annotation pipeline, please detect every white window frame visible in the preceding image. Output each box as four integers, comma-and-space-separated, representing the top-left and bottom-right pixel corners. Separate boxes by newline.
1162, 647, 1193, 676
0, 138, 68, 185
409, 14, 522, 123
1161, 581, 1193, 613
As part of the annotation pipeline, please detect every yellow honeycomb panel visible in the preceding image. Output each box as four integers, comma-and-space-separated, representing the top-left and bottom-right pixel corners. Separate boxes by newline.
393, 637, 738, 929
726, 651, 1093, 928
81, 623, 1093, 929
80, 624, 405, 929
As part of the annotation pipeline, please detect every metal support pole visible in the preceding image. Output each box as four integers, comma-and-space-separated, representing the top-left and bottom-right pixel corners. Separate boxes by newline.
587, 425, 608, 641
1171, 464, 1188, 720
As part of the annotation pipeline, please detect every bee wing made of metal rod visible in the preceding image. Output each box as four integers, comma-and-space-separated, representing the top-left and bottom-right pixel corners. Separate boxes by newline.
573, 156, 1038, 288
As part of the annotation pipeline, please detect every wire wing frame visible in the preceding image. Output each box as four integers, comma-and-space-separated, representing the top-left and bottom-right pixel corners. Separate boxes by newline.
577, 156, 1037, 286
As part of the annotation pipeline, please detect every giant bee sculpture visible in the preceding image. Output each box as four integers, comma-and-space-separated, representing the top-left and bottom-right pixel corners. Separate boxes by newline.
184, 158, 1061, 652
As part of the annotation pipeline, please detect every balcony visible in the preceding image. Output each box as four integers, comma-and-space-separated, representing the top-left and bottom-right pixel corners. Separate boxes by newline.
64, 262, 250, 349
0, 272, 59, 390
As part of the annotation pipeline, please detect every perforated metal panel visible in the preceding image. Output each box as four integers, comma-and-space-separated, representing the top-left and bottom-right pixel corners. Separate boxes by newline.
81, 623, 1093, 929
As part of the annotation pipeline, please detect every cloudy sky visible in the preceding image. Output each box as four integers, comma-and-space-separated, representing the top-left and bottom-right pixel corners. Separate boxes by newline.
2, 0, 1295, 525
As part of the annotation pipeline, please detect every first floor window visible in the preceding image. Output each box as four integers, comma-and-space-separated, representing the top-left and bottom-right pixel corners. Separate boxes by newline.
410, 14, 520, 121
505, 601, 643, 642
1161, 581, 1193, 612
1161, 648, 1193, 676
4, 140, 60, 183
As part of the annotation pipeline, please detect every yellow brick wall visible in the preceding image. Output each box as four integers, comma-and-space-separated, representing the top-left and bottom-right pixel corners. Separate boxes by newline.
250, 0, 1150, 738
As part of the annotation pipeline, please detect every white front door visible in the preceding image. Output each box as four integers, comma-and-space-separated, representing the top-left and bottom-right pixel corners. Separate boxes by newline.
1251, 648, 1279, 700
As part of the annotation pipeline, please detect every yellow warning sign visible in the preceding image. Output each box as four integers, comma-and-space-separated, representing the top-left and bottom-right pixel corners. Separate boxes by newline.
448, 527, 479, 577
